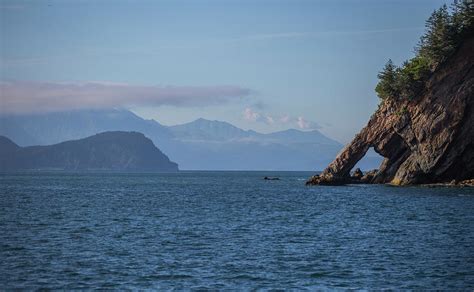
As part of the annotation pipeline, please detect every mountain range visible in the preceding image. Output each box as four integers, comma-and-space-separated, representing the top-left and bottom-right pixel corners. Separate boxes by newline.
0, 109, 381, 170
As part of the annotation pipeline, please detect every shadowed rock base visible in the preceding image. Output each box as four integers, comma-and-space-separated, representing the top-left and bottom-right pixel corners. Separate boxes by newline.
421, 179, 474, 188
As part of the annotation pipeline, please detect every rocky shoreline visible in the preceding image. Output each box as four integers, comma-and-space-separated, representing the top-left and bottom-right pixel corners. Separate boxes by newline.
306, 169, 474, 187
420, 179, 474, 188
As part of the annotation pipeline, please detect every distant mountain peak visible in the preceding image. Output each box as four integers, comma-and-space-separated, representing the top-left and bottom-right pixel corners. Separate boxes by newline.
190, 118, 237, 128
0, 136, 20, 153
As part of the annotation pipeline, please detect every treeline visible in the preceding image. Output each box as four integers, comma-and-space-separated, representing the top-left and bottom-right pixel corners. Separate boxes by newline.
376, 0, 473, 100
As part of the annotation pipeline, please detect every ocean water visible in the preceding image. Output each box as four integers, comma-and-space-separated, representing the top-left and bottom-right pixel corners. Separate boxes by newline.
1, 171, 473, 290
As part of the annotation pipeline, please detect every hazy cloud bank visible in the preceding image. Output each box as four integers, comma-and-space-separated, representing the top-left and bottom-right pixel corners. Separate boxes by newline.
0, 81, 251, 114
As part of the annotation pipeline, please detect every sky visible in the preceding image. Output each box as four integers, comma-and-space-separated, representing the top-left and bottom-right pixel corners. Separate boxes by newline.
1, 0, 448, 143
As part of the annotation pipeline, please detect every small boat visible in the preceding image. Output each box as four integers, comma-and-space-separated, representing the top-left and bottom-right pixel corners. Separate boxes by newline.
264, 176, 280, 181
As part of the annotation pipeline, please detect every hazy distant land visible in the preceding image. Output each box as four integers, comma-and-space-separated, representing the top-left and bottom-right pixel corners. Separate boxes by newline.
0, 109, 383, 171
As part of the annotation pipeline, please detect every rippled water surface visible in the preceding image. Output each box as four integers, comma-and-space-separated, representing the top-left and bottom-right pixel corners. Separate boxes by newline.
1, 171, 473, 289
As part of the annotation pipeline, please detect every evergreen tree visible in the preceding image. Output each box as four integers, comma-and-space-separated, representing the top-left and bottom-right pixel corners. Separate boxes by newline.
396, 56, 431, 100
451, 0, 474, 39
375, 59, 399, 99
417, 5, 454, 69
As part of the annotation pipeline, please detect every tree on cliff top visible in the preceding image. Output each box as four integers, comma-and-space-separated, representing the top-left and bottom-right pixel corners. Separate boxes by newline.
417, 4, 455, 69
451, 0, 474, 38
375, 0, 473, 101
375, 60, 399, 100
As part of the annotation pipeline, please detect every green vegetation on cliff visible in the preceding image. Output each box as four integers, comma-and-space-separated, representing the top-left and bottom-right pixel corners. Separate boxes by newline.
376, 0, 473, 100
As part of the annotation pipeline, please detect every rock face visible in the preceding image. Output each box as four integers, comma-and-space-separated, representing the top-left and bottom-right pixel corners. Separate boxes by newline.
307, 36, 474, 186
0, 131, 179, 172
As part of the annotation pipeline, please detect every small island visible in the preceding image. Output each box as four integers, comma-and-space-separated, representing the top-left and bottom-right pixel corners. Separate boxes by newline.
0, 131, 179, 172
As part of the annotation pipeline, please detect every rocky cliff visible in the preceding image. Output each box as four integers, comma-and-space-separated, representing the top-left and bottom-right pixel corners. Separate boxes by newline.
307, 36, 474, 186
0, 131, 179, 172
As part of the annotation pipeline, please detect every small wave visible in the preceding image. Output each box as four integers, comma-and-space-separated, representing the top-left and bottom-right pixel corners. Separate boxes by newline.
2, 245, 26, 252
309, 271, 331, 278
225, 274, 267, 281
151, 274, 193, 280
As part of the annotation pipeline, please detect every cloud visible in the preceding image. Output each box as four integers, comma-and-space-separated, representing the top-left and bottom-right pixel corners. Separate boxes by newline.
242, 107, 276, 125
251, 101, 266, 110
0, 81, 251, 114
0, 4, 25, 10
296, 116, 320, 130
173, 27, 425, 49
243, 107, 320, 130
243, 107, 261, 122
228, 28, 421, 42
265, 116, 274, 125
280, 115, 290, 123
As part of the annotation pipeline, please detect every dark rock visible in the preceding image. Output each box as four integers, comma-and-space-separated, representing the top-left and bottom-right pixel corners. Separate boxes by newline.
360, 169, 378, 184
421, 179, 474, 188
307, 36, 474, 186
458, 179, 474, 187
352, 168, 363, 180
306, 174, 349, 186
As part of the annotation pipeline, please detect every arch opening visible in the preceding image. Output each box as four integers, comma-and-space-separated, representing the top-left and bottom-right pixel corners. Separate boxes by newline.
351, 147, 385, 172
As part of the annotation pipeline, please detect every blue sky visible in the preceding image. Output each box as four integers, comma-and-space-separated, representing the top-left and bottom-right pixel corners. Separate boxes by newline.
1, 0, 447, 142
